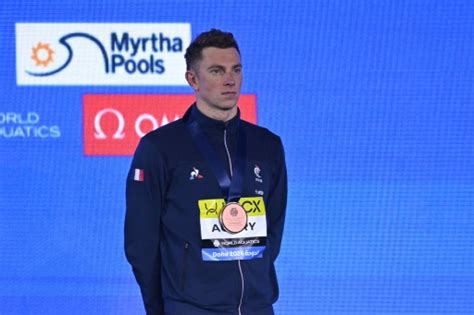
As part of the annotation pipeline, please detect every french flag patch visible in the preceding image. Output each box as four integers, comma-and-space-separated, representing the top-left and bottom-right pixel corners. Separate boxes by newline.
133, 168, 144, 182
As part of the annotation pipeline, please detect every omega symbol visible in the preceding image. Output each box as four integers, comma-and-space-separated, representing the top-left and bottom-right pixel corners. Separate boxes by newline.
94, 108, 125, 139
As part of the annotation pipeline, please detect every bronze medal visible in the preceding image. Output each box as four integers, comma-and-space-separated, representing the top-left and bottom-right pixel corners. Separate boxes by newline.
219, 202, 248, 234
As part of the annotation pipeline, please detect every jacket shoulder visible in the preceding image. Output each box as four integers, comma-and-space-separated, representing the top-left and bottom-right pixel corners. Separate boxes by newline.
141, 119, 187, 146
241, 119, 282, 143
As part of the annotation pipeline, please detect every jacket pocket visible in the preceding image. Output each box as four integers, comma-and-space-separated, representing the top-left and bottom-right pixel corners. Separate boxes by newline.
180, 242, 190, 291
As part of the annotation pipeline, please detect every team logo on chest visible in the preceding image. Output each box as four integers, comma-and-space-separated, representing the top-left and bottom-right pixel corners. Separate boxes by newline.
254, 164, 263, 183
189, 167, 204, 180
253, 164, 264, 196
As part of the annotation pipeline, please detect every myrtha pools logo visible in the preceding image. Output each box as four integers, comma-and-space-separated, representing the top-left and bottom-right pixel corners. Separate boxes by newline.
16, 23, 191, 85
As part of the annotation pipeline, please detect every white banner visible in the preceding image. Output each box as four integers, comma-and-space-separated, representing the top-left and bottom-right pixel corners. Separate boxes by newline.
200, 216, 268, 240
16, 23, 191, 85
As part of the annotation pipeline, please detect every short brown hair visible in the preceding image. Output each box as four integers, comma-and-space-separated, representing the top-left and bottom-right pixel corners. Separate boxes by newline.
184, 29, 240, 70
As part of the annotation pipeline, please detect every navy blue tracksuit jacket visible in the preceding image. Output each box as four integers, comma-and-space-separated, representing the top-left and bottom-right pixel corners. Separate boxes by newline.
125, 104, 287, 315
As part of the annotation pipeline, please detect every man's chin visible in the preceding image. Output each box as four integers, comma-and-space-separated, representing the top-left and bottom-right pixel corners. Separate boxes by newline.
219, 98, 240, 110
221, 104, 237, 111
199, 98, 239, 112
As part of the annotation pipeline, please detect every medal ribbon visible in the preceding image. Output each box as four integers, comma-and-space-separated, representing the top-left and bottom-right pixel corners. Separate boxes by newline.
187, 106, 246, 202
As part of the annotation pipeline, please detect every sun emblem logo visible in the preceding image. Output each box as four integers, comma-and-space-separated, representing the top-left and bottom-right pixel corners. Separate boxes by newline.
31, 42, 54, 67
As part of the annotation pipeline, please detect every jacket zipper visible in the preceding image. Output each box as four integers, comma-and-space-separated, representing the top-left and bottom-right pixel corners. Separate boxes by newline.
224, 128, 245, 315
181, 242, 189, 291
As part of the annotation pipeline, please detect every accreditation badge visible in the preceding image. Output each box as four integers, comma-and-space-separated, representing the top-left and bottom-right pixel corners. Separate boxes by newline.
219, 202, 248, 234
199, 196, 267, 261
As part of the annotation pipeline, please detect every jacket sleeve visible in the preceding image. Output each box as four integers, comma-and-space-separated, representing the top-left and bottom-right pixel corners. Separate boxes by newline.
125, 137, 167, 315
266, 136, 288, 262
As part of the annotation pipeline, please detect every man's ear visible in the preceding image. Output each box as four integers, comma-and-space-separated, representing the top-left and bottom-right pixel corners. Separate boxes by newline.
185, 70, 199, 91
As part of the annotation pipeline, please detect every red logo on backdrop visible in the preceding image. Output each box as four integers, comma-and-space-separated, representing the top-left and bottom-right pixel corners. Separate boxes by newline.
83, 94, 257, 156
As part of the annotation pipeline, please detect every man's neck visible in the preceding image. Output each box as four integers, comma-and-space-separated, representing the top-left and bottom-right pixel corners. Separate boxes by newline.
196, 102, 238, 122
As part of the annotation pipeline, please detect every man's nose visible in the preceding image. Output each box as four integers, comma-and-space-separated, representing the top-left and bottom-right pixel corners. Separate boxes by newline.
224, 72, 235, 85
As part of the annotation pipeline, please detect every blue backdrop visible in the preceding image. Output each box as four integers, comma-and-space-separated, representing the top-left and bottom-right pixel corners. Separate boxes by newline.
1, 0, 473, 314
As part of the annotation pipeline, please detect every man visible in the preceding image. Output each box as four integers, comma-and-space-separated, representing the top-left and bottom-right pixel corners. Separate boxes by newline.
125, 29, 287, 315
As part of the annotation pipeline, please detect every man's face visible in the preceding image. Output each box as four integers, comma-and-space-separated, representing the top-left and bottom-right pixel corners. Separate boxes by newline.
187, 47, 242, 112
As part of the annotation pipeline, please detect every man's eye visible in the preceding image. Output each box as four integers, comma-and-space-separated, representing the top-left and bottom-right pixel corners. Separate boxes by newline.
234, 68, 242, 73
210, 69, 221, 74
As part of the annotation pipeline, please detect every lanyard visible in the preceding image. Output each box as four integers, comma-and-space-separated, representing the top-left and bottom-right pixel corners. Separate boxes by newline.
186, 107, 247, 202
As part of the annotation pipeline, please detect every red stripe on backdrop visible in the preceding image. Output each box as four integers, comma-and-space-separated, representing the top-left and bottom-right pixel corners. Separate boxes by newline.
83, 94, 257, 156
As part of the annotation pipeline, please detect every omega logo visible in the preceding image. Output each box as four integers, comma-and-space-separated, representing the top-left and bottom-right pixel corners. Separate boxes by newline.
94, 108, 125, 139
93, 108, 179, 139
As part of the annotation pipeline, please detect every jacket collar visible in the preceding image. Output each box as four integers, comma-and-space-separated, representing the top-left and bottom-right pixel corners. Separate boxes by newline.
183, 103, 240, 135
